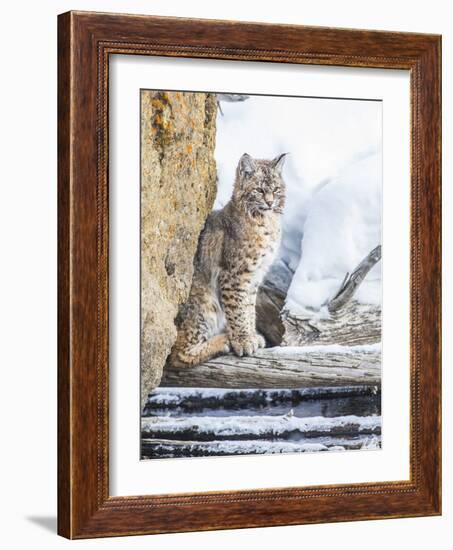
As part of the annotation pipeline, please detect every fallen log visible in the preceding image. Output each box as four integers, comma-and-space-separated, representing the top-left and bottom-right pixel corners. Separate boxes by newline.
256, 259, 293, 346
161, 345, 381, 389
141, 413, 381, 441
143, 385, 380, 415
282, 246, 382, 346
282, 302, 381, 347
141, 435, 381, 458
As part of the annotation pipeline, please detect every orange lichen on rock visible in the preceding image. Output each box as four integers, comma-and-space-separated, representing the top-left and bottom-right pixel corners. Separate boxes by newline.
140, 91, 218, 408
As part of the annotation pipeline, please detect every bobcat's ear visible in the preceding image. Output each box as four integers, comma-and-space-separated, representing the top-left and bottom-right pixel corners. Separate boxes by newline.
272, 152, 288, 173
238, 153, 256, 177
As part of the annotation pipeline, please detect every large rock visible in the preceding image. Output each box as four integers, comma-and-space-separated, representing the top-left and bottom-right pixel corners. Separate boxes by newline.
141, 91, 218, 409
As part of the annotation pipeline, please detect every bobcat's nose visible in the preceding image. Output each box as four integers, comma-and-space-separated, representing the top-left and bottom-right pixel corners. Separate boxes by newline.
264, 193, 274, 207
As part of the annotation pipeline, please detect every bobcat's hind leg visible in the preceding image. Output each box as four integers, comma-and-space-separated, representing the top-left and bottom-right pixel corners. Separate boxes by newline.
170, 334, 230, 368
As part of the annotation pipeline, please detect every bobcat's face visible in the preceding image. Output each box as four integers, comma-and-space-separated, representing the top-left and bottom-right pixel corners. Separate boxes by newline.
234, 153, 287, 217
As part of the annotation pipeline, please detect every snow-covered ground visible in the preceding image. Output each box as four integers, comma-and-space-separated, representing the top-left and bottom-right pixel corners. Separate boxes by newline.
214, 94, 382, 315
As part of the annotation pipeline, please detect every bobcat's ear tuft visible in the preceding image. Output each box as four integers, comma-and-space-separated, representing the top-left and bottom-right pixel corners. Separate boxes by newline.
272, 152, 288, 173
238, 153, 256, 177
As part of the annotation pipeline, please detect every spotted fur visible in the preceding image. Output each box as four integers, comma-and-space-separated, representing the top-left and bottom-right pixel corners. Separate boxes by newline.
170, 153, 287, 367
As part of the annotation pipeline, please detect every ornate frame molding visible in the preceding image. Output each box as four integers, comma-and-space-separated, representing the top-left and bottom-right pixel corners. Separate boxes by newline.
58, 11, 441, 538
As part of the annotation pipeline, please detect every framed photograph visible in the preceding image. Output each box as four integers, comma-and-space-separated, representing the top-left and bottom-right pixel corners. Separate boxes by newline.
58, 11, 441, 538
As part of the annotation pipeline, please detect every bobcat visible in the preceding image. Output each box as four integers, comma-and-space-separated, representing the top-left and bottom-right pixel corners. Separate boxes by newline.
170, 152, 287, 367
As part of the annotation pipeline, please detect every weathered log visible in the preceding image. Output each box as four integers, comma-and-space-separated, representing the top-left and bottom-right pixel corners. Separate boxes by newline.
281, 246, 381, 347
282, 301, 381, 347
256, 284, 286, 345
141, 413, 381, 441
256, 259, 293, 346
143, 386, 380, 415
141, 435, 381, 458
328, 245, 382, 314
161, 346, 381, 389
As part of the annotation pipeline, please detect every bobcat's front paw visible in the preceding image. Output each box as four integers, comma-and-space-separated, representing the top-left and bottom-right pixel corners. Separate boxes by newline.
230, 334, 262, 357
255, 332, 266, 349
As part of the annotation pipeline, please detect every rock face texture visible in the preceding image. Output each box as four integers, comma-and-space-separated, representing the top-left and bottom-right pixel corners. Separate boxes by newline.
140, 91, 218, 409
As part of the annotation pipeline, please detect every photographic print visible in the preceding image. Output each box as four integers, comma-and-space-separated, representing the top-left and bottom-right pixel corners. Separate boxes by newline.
140, 90, 382, 460
58, 13, 441, 537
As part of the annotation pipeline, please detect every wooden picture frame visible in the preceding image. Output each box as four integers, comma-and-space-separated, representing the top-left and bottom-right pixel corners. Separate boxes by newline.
58, 10, 441, 539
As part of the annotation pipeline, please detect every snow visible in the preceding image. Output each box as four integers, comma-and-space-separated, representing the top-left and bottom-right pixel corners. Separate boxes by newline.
265, 343, 381, 355
213, 95, 382, 313
360, 435, 381, 450
285, 153, 382, 315
145, 384, 380, 408
142, 96, 383, 460
142, 413, 381, 438
144, 439, 333, 455
142, 436, 383, 458
142, 435, 382, 458
146, 387, 250, 404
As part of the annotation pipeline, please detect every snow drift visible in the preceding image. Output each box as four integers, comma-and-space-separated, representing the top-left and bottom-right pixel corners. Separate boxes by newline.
213, 94, 382, 315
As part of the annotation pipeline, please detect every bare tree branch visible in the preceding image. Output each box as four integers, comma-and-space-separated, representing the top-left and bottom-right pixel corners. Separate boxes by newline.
216, 94, 250, 116
327, 245, 381, 314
